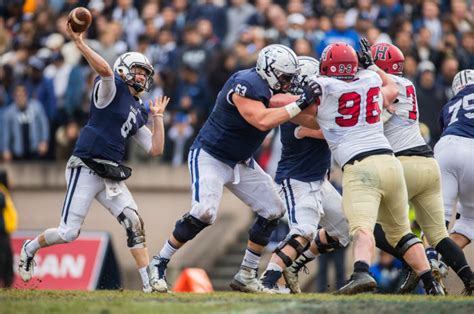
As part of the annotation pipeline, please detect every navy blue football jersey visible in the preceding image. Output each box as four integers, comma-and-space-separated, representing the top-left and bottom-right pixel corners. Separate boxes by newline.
192, 68, 273, 167
440, 85, 474, 139
74, 74, 148, 163
275, 122, 331, 184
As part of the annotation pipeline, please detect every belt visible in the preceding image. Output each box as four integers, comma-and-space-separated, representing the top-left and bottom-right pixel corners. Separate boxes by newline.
343, 149, 393, 169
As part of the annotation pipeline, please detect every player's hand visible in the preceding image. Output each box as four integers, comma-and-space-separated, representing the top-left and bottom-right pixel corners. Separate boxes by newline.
149, 95, 170, 116
357, 38, 375, 69
296, 81, 322, 110
66, 21, 84, 43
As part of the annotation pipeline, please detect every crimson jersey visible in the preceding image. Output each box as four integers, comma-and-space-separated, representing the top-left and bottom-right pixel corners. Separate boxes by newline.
312, 70, 392, 166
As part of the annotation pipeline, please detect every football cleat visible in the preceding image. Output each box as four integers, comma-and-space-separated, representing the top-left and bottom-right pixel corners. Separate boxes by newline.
430, 258, 448, 295
335, 272, 377, 295
260, 269, 283, 291
282, 254, 314, 294
142, 285, 153, 293
398, 267, 420, 294
149, 256, 169, 292
230, 266, 274, 293
18, 240, 36, 282
426, 280, 446, 296
461, 276, 474, 296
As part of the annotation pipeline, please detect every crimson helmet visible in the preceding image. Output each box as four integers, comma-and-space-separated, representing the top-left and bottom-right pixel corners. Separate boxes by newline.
319, 42, 358, 80
371, 43, 405, 76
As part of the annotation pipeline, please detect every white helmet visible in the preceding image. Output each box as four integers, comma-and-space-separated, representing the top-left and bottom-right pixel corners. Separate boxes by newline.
256, 44, 300, 93
452, 69, 474, 96
113, 52, 154, 92
297, 56, 319, 86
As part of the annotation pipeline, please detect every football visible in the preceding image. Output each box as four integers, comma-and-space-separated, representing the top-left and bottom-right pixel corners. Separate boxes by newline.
68, 7, 92, 33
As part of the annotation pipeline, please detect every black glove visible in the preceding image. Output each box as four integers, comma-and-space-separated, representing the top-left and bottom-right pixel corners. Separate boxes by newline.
295, 81, 322, 110
357, 37, 375, 69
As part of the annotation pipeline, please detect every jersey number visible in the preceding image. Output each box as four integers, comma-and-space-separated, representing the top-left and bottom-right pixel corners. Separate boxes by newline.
406, 85, 418, 120
121, 111, 137, 138
335, 87, 381, 127
448, 93, 474, 125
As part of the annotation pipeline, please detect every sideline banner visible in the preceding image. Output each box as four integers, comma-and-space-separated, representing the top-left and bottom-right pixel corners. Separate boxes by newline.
11, 231, 118, 290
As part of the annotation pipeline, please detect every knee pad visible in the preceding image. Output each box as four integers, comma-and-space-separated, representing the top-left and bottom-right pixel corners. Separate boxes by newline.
274, 234, 309, 267
44, 228, 67, 245
117, 207, 146, 248
58, 227, 81, 243
291, 223, 318, 242
395, 233, 422, 256
314, 229, 344, 254
173, 213, 210, 243
248, 215, 279, 246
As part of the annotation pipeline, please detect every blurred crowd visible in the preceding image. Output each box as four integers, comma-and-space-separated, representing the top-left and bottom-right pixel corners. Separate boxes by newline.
0, 0, 473, 165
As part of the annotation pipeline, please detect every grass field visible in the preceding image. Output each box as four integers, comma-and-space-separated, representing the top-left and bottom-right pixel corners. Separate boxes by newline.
1, 290, 474, 314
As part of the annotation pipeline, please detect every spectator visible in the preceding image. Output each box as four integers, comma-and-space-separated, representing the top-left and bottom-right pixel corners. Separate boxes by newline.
188, 0, 228, 42
375, 0, 403, 34
54, 119, 80, 160
196, 18, 221, 51
403, 54, 418, 82
345, 0, 379, 28
265, 5, 291, 47
415, 61, 446, 146
179, 24, 211, 77
224, 0, 256, 48
456, 31, 474, 70
23, 56, 57, 122
437, 56, 459, 100
0, 170, 18, 288
43, 51, 72, 114
111, 0, 142, 48
313, 0, 338, 18
413, 0, 443, 49
449, 0, 473, 36
2, 83, 50, 161
369, 251, 403, 294
247, 0, 272, 27
175, 64, 212, 125
317, 10, 360, 56
287, 13, 306, 44
414, 27, 442, 68
293, 38, 316, 57
168, 112, 194, 167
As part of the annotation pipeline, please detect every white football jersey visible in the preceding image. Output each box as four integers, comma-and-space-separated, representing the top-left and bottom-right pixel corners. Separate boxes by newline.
383, 74, 426, 153
313, 70, 392, 167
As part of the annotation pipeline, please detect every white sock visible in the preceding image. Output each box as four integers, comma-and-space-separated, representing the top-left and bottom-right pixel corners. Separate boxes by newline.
159, 240, 178, 260
266, 262, 283, 272
303, 249, 317, 259
139, 266, 150, 287
25, 238, 41, 257
241, 248, 261, 270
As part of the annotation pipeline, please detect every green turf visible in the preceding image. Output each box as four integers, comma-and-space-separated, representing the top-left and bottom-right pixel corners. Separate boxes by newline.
1, 290, 474, 314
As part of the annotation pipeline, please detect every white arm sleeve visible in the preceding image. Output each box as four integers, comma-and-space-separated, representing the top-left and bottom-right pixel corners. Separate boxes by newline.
93, 76, 117, 109
132, 125, 153, 153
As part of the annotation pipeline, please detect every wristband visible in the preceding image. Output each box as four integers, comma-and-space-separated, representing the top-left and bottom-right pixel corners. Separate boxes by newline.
153, 113, 164, 118
285, 102, 302, 119
367, 64, 380, 72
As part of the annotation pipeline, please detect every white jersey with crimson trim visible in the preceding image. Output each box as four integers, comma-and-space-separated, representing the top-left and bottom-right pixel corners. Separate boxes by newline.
312, 70, 392, 167
383, 74, 426, 152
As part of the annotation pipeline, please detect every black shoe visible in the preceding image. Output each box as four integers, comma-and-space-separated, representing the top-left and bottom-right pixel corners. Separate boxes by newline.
335, 272, 376, 295
398, 267, 420, 294
260, 269, 282, 290
426, 280, 446, 296
461, 277, 474, 296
